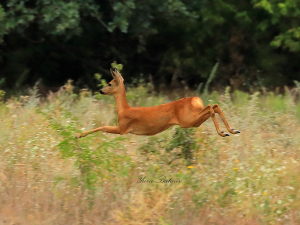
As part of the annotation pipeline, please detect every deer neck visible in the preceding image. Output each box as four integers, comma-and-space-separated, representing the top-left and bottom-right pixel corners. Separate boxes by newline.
114, 84, 130, 114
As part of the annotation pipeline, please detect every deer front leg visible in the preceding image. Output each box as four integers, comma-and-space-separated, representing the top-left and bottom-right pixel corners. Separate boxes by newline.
76, 126, 121, 139
212, 104, 240, 134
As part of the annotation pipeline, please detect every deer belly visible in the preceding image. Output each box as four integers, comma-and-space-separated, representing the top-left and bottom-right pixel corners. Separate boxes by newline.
119, 109, 176, 135
129, 122, 173, 135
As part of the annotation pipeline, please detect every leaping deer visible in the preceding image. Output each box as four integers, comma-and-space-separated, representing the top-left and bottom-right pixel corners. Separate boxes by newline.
76, 69, 240, 138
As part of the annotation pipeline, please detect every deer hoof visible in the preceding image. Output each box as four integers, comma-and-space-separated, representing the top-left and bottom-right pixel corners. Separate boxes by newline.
225, 133, 230, 136
231, 128, 240, 134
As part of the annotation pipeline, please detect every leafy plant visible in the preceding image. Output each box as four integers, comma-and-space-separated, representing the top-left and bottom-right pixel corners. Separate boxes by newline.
139, 126, 198, 166
111, 61, 123, 72
203, 62, 219, 96
166, 127, 198, 166
38, 81, 127, 200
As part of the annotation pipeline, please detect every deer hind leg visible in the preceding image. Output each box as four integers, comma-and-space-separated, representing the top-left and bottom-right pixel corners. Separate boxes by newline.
212, 104, 240, 134
195, 105, 230, 137
76, 126, 121, 139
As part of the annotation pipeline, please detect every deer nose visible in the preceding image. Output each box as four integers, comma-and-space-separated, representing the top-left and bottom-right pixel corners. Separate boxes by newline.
100, 90, 104, 94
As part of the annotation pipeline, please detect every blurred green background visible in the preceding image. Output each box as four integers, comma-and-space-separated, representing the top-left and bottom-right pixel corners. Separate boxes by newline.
1, 0, 300, 92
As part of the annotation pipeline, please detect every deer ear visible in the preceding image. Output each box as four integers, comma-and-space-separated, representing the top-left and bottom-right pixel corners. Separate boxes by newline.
110, 68, 124, 84
114, 69, 124, 83
110, 68, 117, 81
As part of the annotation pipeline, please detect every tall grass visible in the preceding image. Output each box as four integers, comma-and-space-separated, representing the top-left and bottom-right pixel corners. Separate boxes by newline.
1, 82, 300, 224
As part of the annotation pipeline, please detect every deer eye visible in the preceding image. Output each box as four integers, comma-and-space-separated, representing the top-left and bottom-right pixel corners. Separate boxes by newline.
108, 83, 111, 86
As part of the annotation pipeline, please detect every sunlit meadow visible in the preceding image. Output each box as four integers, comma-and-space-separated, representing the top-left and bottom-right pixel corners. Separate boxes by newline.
1, 80, 300, 225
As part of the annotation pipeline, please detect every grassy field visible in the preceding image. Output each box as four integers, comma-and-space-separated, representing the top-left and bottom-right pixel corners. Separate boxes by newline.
1, 82, 300, 225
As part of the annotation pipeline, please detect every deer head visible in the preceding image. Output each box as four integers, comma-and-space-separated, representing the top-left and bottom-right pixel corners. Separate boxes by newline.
100, 69, 124, 95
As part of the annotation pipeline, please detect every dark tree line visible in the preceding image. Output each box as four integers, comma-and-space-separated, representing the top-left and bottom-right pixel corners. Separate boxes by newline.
1, 0, 300, 92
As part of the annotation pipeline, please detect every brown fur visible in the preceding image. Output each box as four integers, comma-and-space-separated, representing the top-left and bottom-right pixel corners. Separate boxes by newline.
76, 69, 240, 138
